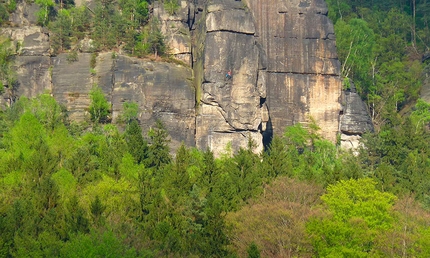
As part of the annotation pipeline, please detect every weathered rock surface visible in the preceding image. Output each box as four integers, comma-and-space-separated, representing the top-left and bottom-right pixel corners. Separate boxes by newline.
9, 2, 39, 26
109, 54, 195, 149
51, 52, 195, 151
2, 26, 50, 56
340, 90, 374, 135
51, 53, 93, 121
339, 81, 374, 150
154, 1, 194, 66
6, 25, 51, 100
244, 0, 342, 143
1, 0, 375, 155
193, 0, 265, 156
15, 56, 51, 98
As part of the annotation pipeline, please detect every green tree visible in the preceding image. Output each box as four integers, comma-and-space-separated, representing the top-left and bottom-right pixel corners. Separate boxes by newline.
93, 0, 122, 49
145, 18, 166, 58
89, 85, 110, 123
335, 18, 375, 94
261, 135, 291, 178
164, 0, 179, 16
70, 6, 91, 40
49, 9, 72, 53
35, 0, 55, 26
124, 119, 147, 164
247, 242, 261, 258
120, 101, 139, 123
90, 195, 106, 227
145, 120, 171, 169
307, 178, 397, 257
410, 98, 430, 133
0, 37, 16, 94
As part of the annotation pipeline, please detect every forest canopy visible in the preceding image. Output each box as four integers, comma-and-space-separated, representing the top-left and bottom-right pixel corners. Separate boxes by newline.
0, 0, 430, 257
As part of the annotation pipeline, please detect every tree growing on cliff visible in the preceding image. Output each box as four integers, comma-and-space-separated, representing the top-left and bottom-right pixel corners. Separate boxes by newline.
164, 0, 179, 16
35, 0, 55, 26
89, 85, 110, 124
49, 9, 72, 53
0, 38, 16, 94
335, 18, 375, 95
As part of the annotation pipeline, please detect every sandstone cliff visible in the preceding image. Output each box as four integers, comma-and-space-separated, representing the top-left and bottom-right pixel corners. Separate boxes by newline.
244, 0, 342, 143
1, 0, 373, 154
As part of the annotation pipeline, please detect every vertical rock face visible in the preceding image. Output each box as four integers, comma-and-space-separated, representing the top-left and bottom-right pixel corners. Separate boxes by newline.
154, 1, 194, 66
339, 82, 374, 150
51, 52, 196, 152
193, 0, 266, 156
51, 53, 92, 121
2, 26, 51, 100
109, 54, 195, 150
2, 0, 370, 155
244, 0, 342, 142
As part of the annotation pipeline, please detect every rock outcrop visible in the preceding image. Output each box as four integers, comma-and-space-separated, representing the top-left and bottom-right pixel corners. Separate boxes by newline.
1, 0, 374, 155
154, 1, 194, 66
339, 82, 374, 150
244, 0, 342, 144
193, 0, 266, 156
53, 52, 195, 151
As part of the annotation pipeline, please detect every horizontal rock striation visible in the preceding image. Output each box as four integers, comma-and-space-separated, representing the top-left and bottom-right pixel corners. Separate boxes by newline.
193, 0, 266, 156
1, 0, 374, 155
244, 0, 342, 142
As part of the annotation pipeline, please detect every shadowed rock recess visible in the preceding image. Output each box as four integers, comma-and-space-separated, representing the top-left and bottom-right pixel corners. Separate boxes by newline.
1, 0, 372, 155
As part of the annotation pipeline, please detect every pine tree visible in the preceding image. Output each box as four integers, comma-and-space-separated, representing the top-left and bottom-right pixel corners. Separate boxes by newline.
124, 119, 147, 164
145, 120, 171, 169
247, 242, 261, 258
90, 195, 105, 227
49, 9, 72, 53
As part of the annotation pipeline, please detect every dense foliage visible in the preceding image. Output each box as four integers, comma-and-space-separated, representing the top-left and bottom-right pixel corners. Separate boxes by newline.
32, 0, 164, 57
0, 0, 430, 257
326, 0, 429, 126
1, 93, 430, 257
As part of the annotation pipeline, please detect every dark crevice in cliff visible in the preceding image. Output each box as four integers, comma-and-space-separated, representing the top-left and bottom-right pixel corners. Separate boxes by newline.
259, 97, 266, 108
213, 128, 259, 134
206, 30, 254, 35
267, 71, 339, 77
262, 118, 273, 151
323, 33, 335, 40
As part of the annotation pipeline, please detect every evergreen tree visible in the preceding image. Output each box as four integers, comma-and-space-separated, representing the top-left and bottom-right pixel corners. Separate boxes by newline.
49, 9, 72, 53
90, 195, 105, 227
171, 143, 192, 191
247, 242, 261, 258
93, 0, 120, 49
261, 134, 291, 178
202, 148, 218, 193
145, 120, 171, 169
124, 119, 147, 164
